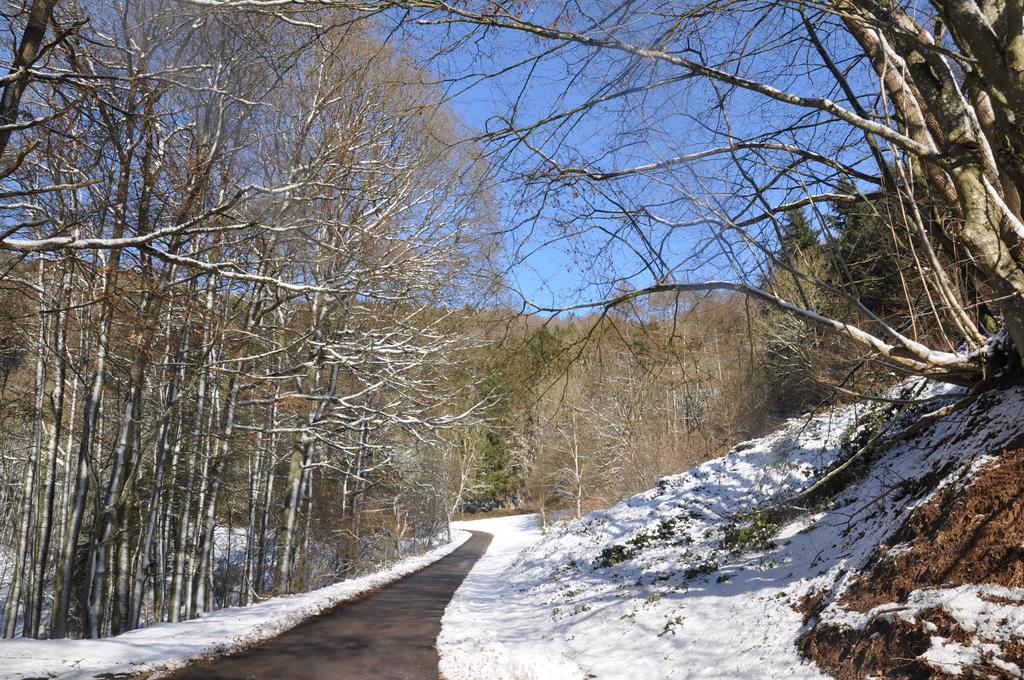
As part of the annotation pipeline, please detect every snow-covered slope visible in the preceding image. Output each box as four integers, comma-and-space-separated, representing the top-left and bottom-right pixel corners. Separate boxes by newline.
440, 382, 1024, 679
440, 514, 583, 680
0, 530, 470, 679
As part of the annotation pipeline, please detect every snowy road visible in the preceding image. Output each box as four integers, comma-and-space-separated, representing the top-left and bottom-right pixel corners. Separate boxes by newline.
171, 530, 493, 680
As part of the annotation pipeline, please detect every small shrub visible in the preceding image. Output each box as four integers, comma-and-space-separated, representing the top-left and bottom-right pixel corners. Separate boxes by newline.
655, 518, 678, 539
720, 512, 779, 554
596, 518, 681, 567
684, 558, 720, 579
597, 544, 631, 567
658, 615, 685, 637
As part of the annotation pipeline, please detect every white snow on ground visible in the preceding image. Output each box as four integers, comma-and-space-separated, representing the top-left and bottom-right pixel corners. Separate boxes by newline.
440, 514, 585, 680
439, 382, 1024, 679
0, 529, 470, 679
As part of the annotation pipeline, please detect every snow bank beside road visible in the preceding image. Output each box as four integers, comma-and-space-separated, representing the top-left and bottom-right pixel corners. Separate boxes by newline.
439, 514, 587, 680
0, 530, 471, 679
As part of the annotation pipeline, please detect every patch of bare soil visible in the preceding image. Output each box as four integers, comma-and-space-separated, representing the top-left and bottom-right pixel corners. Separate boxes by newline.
844, 447, 1024, 612
799, 448, 1024, 679
799, 606, 1024, 679
799, 613, 937, 679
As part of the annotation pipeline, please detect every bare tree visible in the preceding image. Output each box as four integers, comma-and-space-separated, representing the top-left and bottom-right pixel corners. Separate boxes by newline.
0, 0, 491, 639
224, 0, 1024, 382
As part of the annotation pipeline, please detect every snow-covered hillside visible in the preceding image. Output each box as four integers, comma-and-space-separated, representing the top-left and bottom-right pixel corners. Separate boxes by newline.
441, 381, 1024, 679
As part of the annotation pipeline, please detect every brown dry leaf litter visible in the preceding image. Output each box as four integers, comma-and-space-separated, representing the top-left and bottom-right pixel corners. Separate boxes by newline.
799, 448, 1024, 679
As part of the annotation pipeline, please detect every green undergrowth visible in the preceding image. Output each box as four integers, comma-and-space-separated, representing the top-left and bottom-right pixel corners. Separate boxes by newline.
596, 518, 681, 568
719, 511, 780, 554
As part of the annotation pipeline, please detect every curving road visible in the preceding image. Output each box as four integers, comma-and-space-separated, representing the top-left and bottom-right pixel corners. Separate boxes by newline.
172, 530, 493, 680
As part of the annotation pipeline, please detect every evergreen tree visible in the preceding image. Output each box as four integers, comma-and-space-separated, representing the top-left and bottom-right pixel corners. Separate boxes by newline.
825, 182, 907, 316
779, 208, 819, 261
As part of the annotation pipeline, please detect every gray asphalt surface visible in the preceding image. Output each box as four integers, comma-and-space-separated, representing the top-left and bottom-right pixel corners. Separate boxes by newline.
171, 530, 493, 680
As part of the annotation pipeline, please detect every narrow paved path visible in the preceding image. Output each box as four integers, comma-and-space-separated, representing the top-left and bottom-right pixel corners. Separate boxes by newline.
173, 530, 493, 680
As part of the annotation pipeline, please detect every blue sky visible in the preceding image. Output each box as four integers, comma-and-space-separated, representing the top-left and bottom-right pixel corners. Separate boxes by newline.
430, 40, 722, 311
433, 35, 615, 310
385, 3, 882, 313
